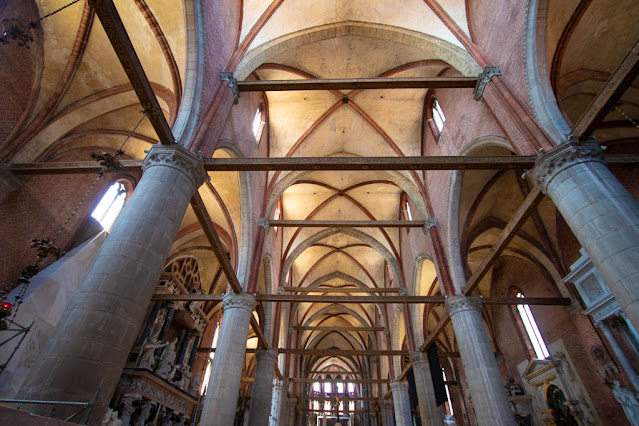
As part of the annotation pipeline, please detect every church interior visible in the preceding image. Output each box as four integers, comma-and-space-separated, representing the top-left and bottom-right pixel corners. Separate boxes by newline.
1, 0, 639, 425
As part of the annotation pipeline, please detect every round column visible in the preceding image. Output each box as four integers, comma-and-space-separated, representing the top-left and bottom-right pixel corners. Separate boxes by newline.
530, 139, 639, 331
445, 296, 515, 425
17, 145, 206, 424
271, 379, 288, 425
409, 351, 443, 426
200, 293, 256, 426
390, 380, 412, 426
248, 349, 277, 425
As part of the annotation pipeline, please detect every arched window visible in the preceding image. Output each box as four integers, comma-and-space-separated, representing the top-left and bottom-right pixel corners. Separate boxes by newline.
404, 198, 412, 221
91, 181, 127, 231
252, 103, 265, 141
515, 292, 550, 359
431, 98, 446, 133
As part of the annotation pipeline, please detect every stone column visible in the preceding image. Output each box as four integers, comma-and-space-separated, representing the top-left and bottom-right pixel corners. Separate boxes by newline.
390, 381, 412, 426
530, 140, 639, 330
270, 379, 288, 425
380, 399, 395, 425
445, 296, 515, 425
409, 351, 443, 426
249, 349, 278, 426
287, 397, 297, 425
200, 293, 256, 426
16, 145, 206, 423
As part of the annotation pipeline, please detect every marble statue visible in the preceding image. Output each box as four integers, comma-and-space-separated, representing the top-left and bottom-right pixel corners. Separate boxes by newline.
118, 393, 142, 426
133, 400, 156, 426
101, 408, 122, 426
156, 338, 178, 379
138, 338, 168, 370
612, 380, 639, 426
174, 364, 192, 391
188, 372, 202, 395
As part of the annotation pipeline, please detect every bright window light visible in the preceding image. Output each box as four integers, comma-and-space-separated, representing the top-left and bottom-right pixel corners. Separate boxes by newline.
252, 106, 263, 138
516, 292, 550, 359
91, 181, 126, 231
442, 369, 454, 416
405, 200, 412, 220
324, 382, 332, 394
432, 99, 446, 133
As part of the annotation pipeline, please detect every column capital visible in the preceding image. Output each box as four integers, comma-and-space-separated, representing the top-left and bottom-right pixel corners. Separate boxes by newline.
254, 348, 278, 363
273, 378, 289, 389
528, 138, 604, 194
222, 292, 256, 313
409, 351, 428, 367
445, 295, 482, 316
143, 145, 207, 188
390, 380, 409, 392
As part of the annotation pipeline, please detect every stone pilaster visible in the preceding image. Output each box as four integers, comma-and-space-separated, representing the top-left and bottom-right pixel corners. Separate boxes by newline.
530, 139, 639, 331
409, 351, 443, 426
390, 380, 412, 426
445, 296, 515, 425
249, 349, 278, 426
200, 293, 256, 426
16, 145, 206, 424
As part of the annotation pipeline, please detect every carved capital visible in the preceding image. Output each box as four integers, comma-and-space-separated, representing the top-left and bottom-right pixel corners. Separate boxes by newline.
273, 378, 289, 390
390, 380, 409, 393
143, 145, 207, 188
528, 138, 604, 194
445, 295, 482, 316
409, 351, 428, 367
255, 348, 278, 363
222, 292, 256, 313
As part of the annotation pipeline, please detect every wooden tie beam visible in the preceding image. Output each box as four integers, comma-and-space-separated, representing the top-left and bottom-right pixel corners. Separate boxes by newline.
200, 347, 460, 357
295, 326, 385, 332
235, 77, 478, 92
283, 287, 399, 293
571, 39, 639, 140
152, 293, 571, 306
9, 155, 639, 175
269, 220, 423, 228
89, 0, 173, 145
291, 378, 389, 384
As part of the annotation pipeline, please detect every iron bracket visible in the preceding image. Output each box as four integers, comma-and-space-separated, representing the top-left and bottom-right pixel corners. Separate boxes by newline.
473, 66, 502, 101
423, 218, 437, 234
220, 71, 240, 104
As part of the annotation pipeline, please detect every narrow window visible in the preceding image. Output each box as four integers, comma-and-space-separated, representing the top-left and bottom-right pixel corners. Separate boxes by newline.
252, 104, 265, 140
91, 181, 127, 231
442, 369, 454, 416
432, 99, 446, 133
516, 292, 550, 359
405, 199, 413, 221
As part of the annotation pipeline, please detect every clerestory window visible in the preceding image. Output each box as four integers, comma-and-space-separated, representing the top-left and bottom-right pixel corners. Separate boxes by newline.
91, 181, 127, 231
515, 292, 550, 359
432, 98, 446, 133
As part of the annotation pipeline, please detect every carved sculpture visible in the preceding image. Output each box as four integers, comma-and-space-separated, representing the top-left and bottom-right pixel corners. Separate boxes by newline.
118, 393, 142, 426
101, 408, 122, 426
612, 380, 639, 426
138, 338, 168, 370
156, 338, 178, 379
133, 400, 156, 426
174, 364, 192, 391
188, 372, 202, 396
